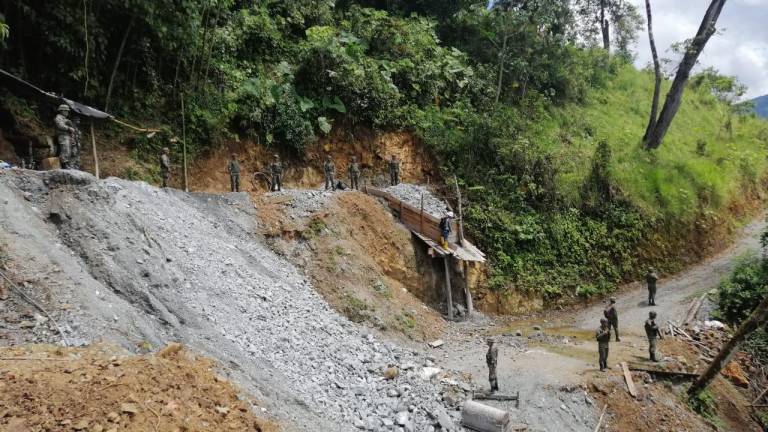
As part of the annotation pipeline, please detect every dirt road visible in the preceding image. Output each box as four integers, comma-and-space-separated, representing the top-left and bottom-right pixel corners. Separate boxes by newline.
574, 216, 766, 334
431, 215, 766, 431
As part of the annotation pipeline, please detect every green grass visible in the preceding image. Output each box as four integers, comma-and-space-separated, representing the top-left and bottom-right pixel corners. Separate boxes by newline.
548, 65, 768, 218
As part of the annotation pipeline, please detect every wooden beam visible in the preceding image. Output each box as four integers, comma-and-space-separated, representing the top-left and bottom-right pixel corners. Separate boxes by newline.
621, 362, 637, 398
444, 255, 454, 320
90, 122, 99, 179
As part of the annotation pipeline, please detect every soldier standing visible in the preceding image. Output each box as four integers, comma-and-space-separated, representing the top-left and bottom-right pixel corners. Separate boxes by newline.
323, 154, 335, 191
644, 311, 664, 362
388, 155, 400, 186
439, 211, 454, 249
227, 154, 241, 192
596, 318, 611, 371
348, 156, 360, 190
603, 297, 620, 342
270, 154, 283, 192
646, 267, 659, 306
159, 147, 171, 188
54, 104, 76, 169
486, 338, 499, 392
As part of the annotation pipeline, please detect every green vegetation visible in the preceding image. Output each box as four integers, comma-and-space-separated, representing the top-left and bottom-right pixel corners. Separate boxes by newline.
716, 249, 768, 364
2, 1, 767, 303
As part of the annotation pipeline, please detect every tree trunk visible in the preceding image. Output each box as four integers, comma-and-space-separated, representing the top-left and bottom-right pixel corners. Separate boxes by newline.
642, 0, 662, 143
688, 293, 768, 397
645, 0, 727, 150
494, 34, 508, 106
104, 15, 135, 112
600, 0, 610, 51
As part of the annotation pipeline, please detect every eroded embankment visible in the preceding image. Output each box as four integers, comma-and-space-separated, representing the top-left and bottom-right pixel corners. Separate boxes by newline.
0, 169, 470, 432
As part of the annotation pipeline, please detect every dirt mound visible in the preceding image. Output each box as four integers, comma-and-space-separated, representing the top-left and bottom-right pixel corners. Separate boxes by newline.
0, 343, 277, 432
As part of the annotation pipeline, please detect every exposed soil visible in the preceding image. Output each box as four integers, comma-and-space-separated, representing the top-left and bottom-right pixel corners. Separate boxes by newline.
255, 189, 446, 342
189, 129, 439, 194
0, 343, 278, 432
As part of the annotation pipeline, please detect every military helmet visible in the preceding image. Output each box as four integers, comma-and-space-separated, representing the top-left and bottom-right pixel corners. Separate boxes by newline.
609, 297, 616, 303
486, 338, 494, 345
57, 104, 70, 113
600, 317, 608, 324
649, 311, 657, 318
162, 147, 170, 153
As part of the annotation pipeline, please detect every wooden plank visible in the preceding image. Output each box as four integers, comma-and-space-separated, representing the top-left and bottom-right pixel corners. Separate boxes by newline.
626, 362, 699, 378
621, 362, 638, 398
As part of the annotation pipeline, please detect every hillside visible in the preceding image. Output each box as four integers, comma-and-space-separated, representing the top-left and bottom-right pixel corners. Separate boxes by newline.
1, 1, 767, 306
753, 94, 768, 118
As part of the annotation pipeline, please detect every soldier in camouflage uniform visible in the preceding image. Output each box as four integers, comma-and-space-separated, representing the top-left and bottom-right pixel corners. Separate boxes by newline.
646, 267, 659, 306
596, 318, 611, 371
54, 104, 77, 169
388, 155, 400, 186
270, 154, 283, 192
323, 154, 335, 191
644, 311, 664, 362
348, 155, 360, 190
227, 154, 241, 192
486, 338, 499, 392
159, 147, 171, 188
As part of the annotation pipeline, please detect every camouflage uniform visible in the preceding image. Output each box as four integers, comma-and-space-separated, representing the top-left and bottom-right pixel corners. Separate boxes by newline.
324, 157, 335, 191
388, 156, 400, 186
160, 148, 171, 188
270, 156, 283, 192
603, 299, 620, 342
596, 318, 611, 371
486, 339, 499, 392
227, 156, 241, 192
348, 157, 360, 190
54, 105, 76, 169
646, 268, 658, 306
644, 312, 663, 362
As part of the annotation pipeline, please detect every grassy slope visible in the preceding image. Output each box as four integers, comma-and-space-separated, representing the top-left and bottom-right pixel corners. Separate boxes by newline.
548, 65, 767, 219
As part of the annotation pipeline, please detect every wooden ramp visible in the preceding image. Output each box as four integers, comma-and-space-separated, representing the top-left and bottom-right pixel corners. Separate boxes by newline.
364, 186, 485, 263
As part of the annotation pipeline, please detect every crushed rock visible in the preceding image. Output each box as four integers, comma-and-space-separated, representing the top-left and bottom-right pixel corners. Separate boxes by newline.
0, 170, 472, 431
384, 183, 450, 218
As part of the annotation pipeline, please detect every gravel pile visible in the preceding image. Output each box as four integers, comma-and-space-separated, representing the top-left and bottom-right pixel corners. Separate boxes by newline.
1, 170, 470, 432
384, 184, 449, 218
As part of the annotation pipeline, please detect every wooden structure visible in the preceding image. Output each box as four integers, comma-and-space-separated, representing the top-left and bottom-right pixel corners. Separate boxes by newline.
364, 186, 485, 320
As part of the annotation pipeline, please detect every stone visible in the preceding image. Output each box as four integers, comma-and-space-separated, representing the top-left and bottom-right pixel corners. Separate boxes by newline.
428, 339, 445, 348
395, 411, 409, 426
420, 367, 441, 380
387, 388, 401, 398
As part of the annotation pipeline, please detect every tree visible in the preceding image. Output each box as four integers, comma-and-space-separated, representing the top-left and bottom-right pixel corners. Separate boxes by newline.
644, 0, 727, 150
641, 0, 661, 143
573, 0, 642, 55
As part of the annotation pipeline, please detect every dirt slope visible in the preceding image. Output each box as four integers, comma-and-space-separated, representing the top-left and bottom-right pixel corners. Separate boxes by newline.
0, 343, 277, 432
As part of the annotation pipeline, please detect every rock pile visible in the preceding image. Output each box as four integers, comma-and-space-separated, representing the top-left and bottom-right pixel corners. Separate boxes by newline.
1, 170, 470, 431
384, 184, 450, 218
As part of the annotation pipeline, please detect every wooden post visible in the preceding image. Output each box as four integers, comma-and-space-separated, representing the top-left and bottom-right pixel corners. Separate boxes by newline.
688, 294, 768, 397
454, 175, 464, 246
419, 193, 424, 233
90, 121, 99, 179
444, 255, 454, 321
463, 261, 473, 316
180, 93, 189, 192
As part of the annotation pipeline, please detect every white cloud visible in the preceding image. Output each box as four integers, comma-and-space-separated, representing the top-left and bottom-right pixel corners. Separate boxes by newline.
630, 0, 768, 99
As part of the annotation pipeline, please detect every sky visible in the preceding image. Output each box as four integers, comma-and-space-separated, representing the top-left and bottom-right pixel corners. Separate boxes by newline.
629, 0, 768, 99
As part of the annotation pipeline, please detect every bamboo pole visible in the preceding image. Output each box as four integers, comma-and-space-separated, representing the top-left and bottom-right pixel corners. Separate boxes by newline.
90, 121, 99, 179
454, 175, 464, 246
444, 256, 454, 321
180, 93, 188, 192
